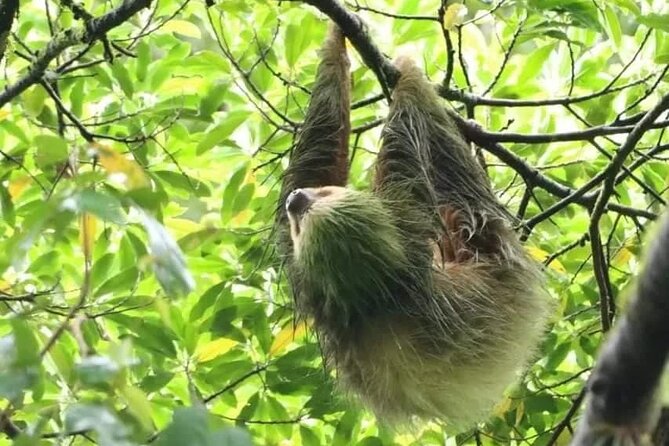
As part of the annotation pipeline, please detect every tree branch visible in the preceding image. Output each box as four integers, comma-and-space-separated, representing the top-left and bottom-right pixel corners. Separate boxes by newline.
573, 208, 669, 444
0, 0, 151, 109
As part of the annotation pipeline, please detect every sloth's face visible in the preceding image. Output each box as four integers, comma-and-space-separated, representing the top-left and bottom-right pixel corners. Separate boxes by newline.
286, 186, 406, 272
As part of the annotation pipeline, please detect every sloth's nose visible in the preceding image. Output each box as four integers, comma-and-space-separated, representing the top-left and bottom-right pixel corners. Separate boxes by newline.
286, 189, 314, 216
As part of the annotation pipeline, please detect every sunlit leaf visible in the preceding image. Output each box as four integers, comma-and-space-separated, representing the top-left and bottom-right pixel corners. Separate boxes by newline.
163, 19, 202, 38
442, 4, 467, 30
196, 111, 249, 154
90, 142, 150, 189
269, 321, 308, 356
195, 337, 238, 362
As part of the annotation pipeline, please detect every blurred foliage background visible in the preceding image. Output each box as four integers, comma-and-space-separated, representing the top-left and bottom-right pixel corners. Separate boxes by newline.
0, 0, 668, 444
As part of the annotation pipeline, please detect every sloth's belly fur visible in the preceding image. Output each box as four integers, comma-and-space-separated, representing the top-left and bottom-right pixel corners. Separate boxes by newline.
316, 266, 548, 427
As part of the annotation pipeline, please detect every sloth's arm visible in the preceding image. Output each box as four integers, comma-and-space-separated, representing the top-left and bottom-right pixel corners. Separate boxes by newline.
278, 26, 351, 222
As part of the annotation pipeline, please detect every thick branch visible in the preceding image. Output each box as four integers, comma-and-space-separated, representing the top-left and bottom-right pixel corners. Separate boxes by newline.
0, 0, 151, 109
572, 209, 669, 444
299, 0, 658, 224
458, 117, 657, 221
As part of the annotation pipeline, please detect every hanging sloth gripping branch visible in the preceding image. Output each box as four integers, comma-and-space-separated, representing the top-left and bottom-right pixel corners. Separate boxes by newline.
276, 23, 552, 428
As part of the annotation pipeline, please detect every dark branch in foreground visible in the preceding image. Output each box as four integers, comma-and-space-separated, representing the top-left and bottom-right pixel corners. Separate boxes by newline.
0, 0, 152, 108
572, 209, 669, 444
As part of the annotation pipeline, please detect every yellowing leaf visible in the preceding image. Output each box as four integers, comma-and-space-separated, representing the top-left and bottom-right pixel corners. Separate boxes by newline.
166, 218, 201, 236
195, 338, 237, 362
161, 77, 206, 94
269, 321, 308, 356
80, 213, 97, 264
90, 143, 149, 189
162, 20, 202, 38
526, 246, 566, 274
612, 246, 633, 268
492, 396, 512, 417
443, 4, 467, 30
8, 176, 31, 199
515, 400, 525, 426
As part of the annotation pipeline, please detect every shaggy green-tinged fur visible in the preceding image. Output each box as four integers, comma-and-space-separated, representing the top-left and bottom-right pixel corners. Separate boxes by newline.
277, 25, 551, 428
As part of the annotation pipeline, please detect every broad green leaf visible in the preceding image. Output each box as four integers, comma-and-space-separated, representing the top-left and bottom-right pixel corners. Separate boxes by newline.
155, 407, 209, 446
111, 61, 135, 99
33, 134, 69, 168
231, 183, 255, 217
136, 41, 150, 82
69, 79, 85, 116
22, 85, 47, 117
119, 385, 154, 432
94, 267, 140, 297
638, 13, 669, 32
603, 6, 621, 48
518, 43, 555, 84
222, 163, 249, 222
284, 23, 307, 68
139, 211, 195, 296
610, 0, 640, 15
196, 111, 250, 154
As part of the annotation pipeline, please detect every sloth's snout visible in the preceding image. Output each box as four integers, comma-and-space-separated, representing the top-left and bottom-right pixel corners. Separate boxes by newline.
286, 189, 315, 216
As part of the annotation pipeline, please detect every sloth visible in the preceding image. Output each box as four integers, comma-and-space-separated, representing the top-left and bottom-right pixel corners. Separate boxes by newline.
276, 24, 551, 428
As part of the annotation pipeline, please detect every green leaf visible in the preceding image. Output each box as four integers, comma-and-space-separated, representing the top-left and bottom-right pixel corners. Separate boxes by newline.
33, 134, 69, 169
11, 319, 40, 367
284, 22, 311, 68
155, 407, 208, 446
139, 211, 195, 296
545, 341, 572, 370
300, 426, 322, 446
136, 41, 150, 82
90, 253, 116, 291
603, 6, 621, 48
222, 163, 249, 222
94, 267, 140, 297
196, 111, 249, 154
0, 184, 15, 228
518, 43, 555, 84
23, 85, 47, 117
638, 13, 669, 32
69, 79, 85, 117
119, 385, 154, 432
200, 82, 229, 118
231, 183, 255, 217
610, 0, 640, 15
332, 410, 360, 446
111, 61, 135, 99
